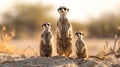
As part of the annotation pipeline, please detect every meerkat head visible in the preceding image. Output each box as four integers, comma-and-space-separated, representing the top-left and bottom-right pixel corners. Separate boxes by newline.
57, 6, 69, 16
42, 23, 52, 30
75, 31, 84, 38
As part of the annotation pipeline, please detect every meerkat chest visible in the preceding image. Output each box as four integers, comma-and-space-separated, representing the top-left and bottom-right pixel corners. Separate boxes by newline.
58, 18, 70, 30
43, 31, 52, 39
76, 40, 85, 48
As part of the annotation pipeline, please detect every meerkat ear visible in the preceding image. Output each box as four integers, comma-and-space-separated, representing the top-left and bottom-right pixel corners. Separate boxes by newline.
57, 8, 59, 11
50, 25, 53, 28
82, 33, 84, 36
42, 24, 44, 28
67, 8, 69, 12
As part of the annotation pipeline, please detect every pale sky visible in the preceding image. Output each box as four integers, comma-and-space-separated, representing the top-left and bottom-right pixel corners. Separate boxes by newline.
0, 0, 120, 22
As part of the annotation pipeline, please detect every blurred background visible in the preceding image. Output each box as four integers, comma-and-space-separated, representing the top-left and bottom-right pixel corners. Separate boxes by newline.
0, 0, 120, 56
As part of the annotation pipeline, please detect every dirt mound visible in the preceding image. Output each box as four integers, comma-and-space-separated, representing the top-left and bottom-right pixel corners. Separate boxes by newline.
0, 56, 120, 67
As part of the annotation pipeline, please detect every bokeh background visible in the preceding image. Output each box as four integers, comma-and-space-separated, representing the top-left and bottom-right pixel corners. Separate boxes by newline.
0, 0, 120, 56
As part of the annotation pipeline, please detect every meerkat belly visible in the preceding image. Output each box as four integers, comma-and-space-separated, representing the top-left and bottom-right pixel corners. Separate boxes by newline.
43, 32, 52, 45
76, 45, 84, 53
40, 32, 52, 57
76, 40, 85, 52
60, 23, 70, 38
61, 24, 67, 31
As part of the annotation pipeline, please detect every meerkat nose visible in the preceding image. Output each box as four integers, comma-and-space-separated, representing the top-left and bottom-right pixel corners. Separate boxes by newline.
61, 10, 64, 12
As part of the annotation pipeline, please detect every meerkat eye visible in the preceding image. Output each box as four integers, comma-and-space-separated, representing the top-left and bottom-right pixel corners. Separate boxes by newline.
63, 8, 67, 10
47, 24, 50, 26
43, 24, 46, 26
75, 32, 79, 35
79, 33, 82, 35
44, 24, 47, 26
42, 24, 46, 27
59, 8, 62, 10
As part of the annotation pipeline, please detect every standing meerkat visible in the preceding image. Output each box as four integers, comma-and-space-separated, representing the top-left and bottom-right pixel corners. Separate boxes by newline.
56, 6, 72, 57
40, 23, 53, 57
75, 31, 88, 58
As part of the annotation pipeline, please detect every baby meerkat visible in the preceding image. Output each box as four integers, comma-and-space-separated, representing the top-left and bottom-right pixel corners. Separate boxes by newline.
75, 31, 88, 58
56, 6, 72, 57
40, 23, 53, 57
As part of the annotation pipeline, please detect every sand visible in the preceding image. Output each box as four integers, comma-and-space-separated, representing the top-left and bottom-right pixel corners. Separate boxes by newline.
0, 55, 120, 67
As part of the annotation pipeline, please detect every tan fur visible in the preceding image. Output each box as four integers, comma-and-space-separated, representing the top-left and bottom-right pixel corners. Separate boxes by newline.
56, 37, 72, 57
75, 32, 88, 58
40, 23, 53, 57
56, 6, 72, 57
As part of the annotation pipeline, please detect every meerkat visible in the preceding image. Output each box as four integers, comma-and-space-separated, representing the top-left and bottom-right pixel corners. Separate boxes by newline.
40, 23, 53, 57
56, 6, 72, 57
75, 31, 88, 58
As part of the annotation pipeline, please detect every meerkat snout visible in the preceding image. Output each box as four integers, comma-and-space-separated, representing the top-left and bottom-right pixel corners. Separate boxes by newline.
57, 6, 69, 15
42, 23, 52, 30
75, 31, 84, 38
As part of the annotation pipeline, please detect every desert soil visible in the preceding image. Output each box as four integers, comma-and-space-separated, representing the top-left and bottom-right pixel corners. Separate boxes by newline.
0, 38, 119, 67
0, 56, 120, 67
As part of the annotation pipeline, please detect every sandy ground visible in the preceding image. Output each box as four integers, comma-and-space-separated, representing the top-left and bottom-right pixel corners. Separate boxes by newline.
0, 38, 119, 67
0, 55, 120, 67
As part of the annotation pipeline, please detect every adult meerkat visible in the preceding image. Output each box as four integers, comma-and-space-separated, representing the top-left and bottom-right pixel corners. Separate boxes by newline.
40, 23, 53, 57
56, 6, 72, 57
75, 31, 88, 58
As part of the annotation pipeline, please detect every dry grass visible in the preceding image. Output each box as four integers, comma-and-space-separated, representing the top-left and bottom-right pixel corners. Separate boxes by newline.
0, 26, 38, 57
95, 34, 120, 60
96, 40, 109, 60
0, 26, 16, 54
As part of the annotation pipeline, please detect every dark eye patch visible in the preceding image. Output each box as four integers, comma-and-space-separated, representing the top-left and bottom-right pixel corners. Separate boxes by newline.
46, 23, 51, 26
43, 24, 46, 26
79, 33, 82, 35
43, 23, 48, 26
77, 32, 81, 35
75, 32, 78, 35
75, 32, 82, 35
59, 7, 67, 11
63, 8, 67, 10
59, 8, 62, 10
47, 23, 50, 26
